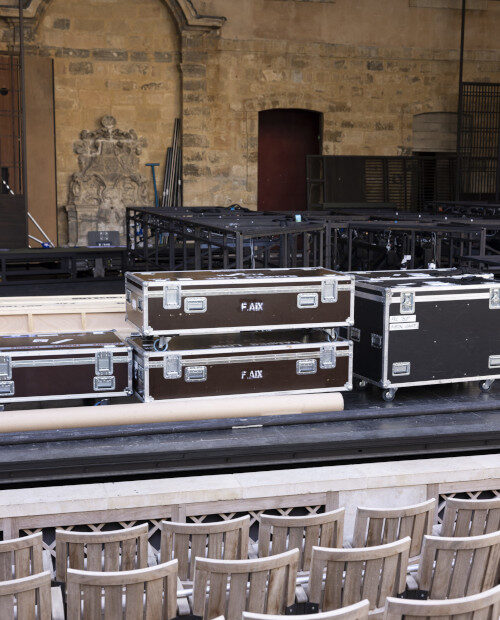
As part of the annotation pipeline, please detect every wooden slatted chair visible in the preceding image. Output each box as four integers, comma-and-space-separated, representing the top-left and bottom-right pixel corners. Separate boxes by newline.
439, 497, 500, 537
352, 500, 436, 563
160, 516, 250, 583
66, 559, 178, 620
410, 530, 500, 599
0, 533, 64, 618
192, 548, 299, 620
257, 508, 345, 572
308, 537, 411, 619
243, 599, 370, 620
56, 523, 149, 582
0, 571, 60, 620
384, 584, 500, 619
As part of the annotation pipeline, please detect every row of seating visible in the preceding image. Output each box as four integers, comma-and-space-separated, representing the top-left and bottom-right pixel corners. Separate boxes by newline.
0, 495, 498, 618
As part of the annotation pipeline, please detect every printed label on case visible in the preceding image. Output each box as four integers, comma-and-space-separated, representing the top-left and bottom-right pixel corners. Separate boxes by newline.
241, 370, 263, 380
390, 315, 416, 323
389, 322, 419, 331
240, 301, 264, 312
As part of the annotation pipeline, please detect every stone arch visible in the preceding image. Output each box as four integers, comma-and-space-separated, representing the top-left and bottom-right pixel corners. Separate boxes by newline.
0, 0, 225, 33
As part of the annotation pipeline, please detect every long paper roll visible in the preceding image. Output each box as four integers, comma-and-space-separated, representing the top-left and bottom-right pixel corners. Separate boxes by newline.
0, 393, 344, 433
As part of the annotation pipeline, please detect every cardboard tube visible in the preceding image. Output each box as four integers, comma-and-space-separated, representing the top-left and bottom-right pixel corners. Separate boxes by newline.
0, 393, 344, 434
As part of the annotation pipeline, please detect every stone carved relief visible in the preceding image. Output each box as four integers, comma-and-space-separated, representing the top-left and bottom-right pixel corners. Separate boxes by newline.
65, 116, 148, 246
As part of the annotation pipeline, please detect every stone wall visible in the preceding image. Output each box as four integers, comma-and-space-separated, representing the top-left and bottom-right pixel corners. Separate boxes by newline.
1, 0, 500, 236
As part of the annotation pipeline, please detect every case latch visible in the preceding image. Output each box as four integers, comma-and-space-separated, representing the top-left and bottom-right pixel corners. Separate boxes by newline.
489, 355, 500, 368
490, 288, 500, 309
321, 278, 338, 303
0, 381, 14, 396
320, 344, 336, 369
296, 359, 317, 375
349, 327, 361, 342
297, 293, 318, 309
163, 282, 182, 310
400, 291, 415, 314
164, 354, 182, 379
95, 351, 113, 376
93, 376, 116, 391
185, 366, 207, 382
371, 333, 383, 349
392, 361, 411, 376
0, 355, 12, 380
184, 297, 207, 313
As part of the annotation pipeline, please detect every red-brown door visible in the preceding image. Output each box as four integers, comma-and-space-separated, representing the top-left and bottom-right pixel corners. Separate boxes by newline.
258, 108, 321, 211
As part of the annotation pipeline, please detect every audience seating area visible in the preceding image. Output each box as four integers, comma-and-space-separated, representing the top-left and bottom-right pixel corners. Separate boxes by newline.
0, 496, 498, 619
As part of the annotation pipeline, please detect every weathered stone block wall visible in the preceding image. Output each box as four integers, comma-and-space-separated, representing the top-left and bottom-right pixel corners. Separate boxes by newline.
1, 0, 181, 242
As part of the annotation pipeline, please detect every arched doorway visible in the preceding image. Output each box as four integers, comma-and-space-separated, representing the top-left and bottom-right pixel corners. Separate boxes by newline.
258, 109, 322, 211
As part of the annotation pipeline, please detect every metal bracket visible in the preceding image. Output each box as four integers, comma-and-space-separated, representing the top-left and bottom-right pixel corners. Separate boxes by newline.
296, 359, 317, 375
297, 292, 318, 309
163, 354, 182, 379
0, 381, 14, 396
0, 355, 12, 381
371, 333, 383, 349
320, 343, 336, 369
163, 282, 181, 310
184, 297, 207, 313
392, 361, 411, 376
349, 327, 361, 342
185, 366, 207, 382
93, 376, 116, 391
95, 351, 113, 376
489, 288, 500, 309
489, 355, 500, 369
400, 291, 415, 314
321, 277, 338, 303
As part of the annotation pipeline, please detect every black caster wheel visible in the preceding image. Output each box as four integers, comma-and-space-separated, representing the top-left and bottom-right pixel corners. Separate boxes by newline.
153, 338, 169, 352
480, 380, 494, 392
382, 389, 396, 402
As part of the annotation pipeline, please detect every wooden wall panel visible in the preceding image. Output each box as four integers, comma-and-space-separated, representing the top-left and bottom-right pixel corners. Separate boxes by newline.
25, 55, 57, 246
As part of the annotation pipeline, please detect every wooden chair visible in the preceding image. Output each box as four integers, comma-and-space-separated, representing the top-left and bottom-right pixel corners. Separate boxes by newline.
0, 571, 60, 620
257, 508, 345, 572
160, 516, 250, 582
308, 537, 411, 619
244, 599, 370, 620
439, 497, 500, 537
192, 548, 299, 620
384, 584, 500, 619
411, 530, 500, 599
352, 500, 435, 562
66, 559, 178, 619
56, 523, 149, 582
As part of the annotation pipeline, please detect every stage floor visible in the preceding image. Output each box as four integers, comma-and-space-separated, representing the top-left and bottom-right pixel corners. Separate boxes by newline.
0, 381, 498, 486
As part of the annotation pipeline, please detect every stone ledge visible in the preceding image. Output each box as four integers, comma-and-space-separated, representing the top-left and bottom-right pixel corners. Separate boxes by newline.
409, 0, 488, 10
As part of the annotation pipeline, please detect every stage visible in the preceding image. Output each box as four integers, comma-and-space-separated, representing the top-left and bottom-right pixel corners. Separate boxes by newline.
0, 381, 498, 486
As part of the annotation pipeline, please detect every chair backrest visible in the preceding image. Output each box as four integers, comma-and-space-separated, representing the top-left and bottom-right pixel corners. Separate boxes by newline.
308, 537, 411, 613
244, 599, 370, 620
417, 530, 500, 599
0, 571, 52, 619
353, 499, 435, 560
192, 548, 299, 620
66, 559, 178, 620
161, 515, 250, 582
441, 497, 500, 537
258, 508, 345, 572
0, 532, 43, 581
56, 523, 148, 582
384, 584, 500, 619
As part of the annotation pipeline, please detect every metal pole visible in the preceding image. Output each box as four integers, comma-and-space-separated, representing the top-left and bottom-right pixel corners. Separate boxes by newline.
18, 0, 28, 245
455, 0, 466, 200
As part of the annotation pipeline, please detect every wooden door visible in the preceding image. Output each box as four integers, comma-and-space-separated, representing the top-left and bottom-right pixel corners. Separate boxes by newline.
258, 109, 321, 212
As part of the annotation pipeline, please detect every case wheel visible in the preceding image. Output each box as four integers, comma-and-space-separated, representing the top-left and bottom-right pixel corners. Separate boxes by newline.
480, 379, 494, 392
382, 388, 397, 402
355, 379, 367, 389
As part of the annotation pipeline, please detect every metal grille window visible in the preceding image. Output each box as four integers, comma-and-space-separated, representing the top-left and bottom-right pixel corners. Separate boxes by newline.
457, 82, 500, 202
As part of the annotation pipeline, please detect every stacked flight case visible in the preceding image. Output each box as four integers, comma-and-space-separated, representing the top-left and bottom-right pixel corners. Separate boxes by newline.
125, 268, 355, 402
347, 268, 500, 401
